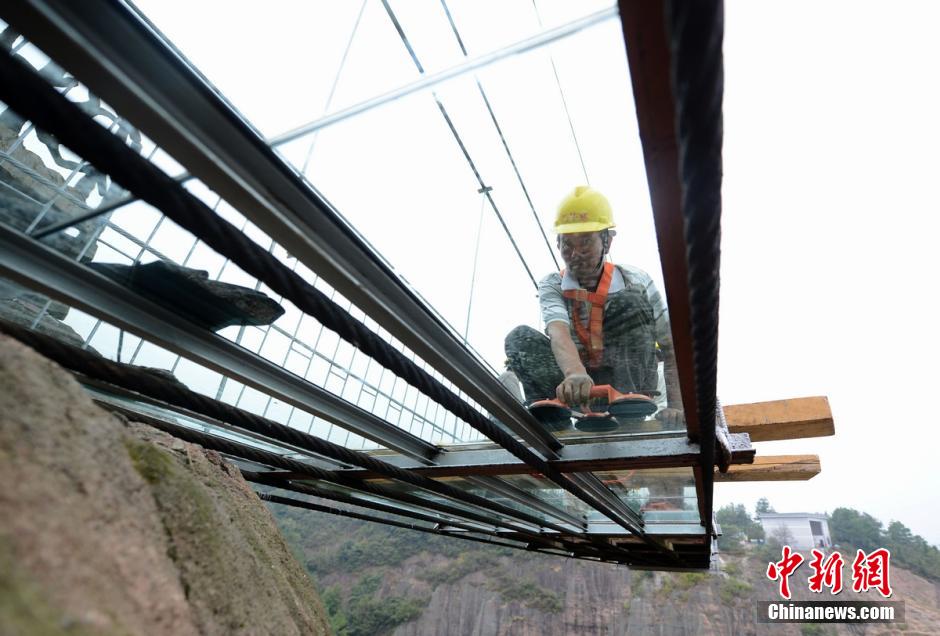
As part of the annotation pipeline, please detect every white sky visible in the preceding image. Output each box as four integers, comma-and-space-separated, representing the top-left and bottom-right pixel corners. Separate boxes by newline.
131, 0, 940, 544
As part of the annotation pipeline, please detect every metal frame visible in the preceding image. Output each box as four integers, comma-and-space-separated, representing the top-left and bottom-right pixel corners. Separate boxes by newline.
0, 0, 682, 545
268, 5, 620, 146
0, 0, 726, 567
344, 434, 753, 478
618, 0, 720, 531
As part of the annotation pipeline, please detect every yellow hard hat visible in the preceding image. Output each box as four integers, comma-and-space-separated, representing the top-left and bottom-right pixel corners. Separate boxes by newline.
553, 186, 616, 234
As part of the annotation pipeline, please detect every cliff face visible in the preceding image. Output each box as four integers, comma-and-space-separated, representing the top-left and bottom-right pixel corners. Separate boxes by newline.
0, 334, 330, 636
272, 501, 940, 636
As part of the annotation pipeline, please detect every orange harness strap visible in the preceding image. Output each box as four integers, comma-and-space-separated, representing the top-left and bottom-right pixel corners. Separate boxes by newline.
562, 262, 614, 368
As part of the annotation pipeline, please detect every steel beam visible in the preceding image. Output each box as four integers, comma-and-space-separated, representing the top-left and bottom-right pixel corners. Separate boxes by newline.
344, 433, 754, 478
0, 222, 438, 461
464, 476, 587, 530
269, 6, 620, 145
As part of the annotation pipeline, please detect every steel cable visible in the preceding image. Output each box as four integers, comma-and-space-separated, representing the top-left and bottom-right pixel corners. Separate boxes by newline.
664, 0, 724, 531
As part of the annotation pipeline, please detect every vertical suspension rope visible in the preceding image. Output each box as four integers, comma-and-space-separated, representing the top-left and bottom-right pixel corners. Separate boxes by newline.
531, 0, 591, 186
379, 0, 538, 289
300, 0, 369, 174
439, 0, 560, 270
463, 187, 488, 341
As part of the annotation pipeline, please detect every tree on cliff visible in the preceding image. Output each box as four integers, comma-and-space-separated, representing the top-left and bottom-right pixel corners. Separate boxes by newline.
830, 508, 940, 581
755, 498, 775, 515
717, 503, 764, 551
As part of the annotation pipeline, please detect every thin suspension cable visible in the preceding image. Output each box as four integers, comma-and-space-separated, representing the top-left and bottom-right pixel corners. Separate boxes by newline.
27, 6, 618, 242
379, 0, 538, 289
463, 187, 487, 341
300, 0, 368, 175
532, 0, 590, 185
439, 0, 559, 270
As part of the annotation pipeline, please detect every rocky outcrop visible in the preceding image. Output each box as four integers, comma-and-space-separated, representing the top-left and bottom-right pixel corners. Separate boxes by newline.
0, 118, 105, 263
0, 289, 89, 350
0, 333, 330, 635
277, 505, 940, 636
88, 261, 285, 330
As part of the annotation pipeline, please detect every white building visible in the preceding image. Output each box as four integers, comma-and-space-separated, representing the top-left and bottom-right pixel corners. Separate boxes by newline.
758, 513, 832, 550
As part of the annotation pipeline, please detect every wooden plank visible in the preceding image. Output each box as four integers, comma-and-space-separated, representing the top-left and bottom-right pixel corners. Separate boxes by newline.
716, 455, 820, 482
723, 396, 833, 441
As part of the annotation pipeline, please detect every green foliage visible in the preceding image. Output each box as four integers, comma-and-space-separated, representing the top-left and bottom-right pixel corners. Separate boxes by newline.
831, 509, 940, 581
488, 573, 564, 614
800, 623, 834, 636
125, 439, 174, 485
756, 498, 775, 515
830, 508, 883, 551
344, 596, 425, 636
417, 551, 498, 585
676, 572, 710, 589
630, 568, 652, 596
716, 503, 763, 552
324, 574, 428, 636
719, 576, 752, 605
752, 537, 785, 566
289, 514, 471, 576
656, 571, 710, 600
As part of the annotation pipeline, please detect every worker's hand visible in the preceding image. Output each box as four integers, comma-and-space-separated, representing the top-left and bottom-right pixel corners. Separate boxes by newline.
556, 373, 594, 407
655, 407, 685, 427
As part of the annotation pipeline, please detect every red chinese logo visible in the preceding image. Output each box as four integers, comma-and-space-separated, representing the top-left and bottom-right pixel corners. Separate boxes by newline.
851, 548, 892, 597
764, 546, 893, 598
808, 548, 844, 594
766, 545, 804, 599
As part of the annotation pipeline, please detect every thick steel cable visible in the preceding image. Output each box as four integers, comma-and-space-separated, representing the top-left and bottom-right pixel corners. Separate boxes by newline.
0, 48, 673, 552
0, 318, 575, 534
250, 475, 624, 562
664, 0, 723, 531
379, 0, 539, 288
99, 393, 547, 537
253, 480, 612, 560
439, 0, 560, 270
246, 472, 579, 555
242, 471, 492, 535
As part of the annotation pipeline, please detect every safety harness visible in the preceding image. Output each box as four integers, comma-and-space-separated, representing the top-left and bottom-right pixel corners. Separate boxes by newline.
561, 261, 615, 368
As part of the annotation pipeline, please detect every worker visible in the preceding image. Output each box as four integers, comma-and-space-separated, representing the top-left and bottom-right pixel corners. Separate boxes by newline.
504, 186, 683, 427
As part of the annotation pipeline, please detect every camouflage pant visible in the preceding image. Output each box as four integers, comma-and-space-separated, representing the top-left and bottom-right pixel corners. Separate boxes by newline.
504, 289, 659, 401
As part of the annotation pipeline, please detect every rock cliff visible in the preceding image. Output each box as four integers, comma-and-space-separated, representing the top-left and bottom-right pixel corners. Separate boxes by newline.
0, 334, 330, 635
272, 503, 940, 635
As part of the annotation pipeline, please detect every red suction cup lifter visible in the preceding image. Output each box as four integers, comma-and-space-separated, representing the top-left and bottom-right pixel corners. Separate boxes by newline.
527, 398, 572, 431
593, 385, 659, 420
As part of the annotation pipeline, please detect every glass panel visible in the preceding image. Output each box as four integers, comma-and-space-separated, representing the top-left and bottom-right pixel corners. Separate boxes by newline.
593, 467, 700, 523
